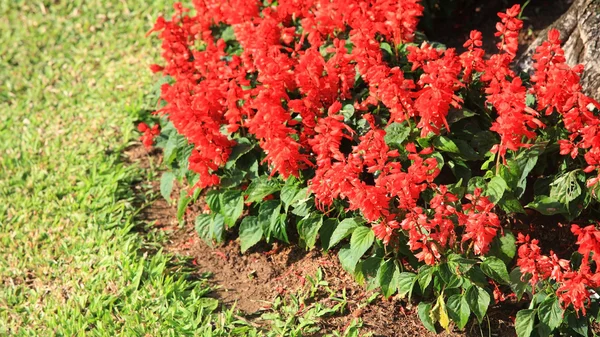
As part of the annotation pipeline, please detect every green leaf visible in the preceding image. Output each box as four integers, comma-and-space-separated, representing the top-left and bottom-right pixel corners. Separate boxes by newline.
219, 169, 245, 188
526, 93, 536, 107
379, 259, 400, 298
176, 189, 191, 223
486, 175, 508, 204
338, 227, 374, 274
481, 257, 510, 284
220, 26, 236, 42
198, 298, 219, 312
515, 309, 536, 337
430, 151, 445, 169
205, 190, 221, 213
162, 132, 179, 165
195, 213, 225, 245
417, 137, 431, 148
510, 267, 531, 301
350, 226, 375, 259
537, 295, 563, 336
239, 216, 263, 253
338, 245, 358, 273
328, 218, 361, 249
237, 152, 259, 179
290, 198, 314, 217
270, 214, 288, 243
499, 232, 517, 260
245, 176, 281, 203
464, 266, 489, 288
219, 190, 244, 227
259, 201, 286, 243
550, 170, 583, 209
211, 214, 226, 244
397, 272, 417, 299
515, 153, 539, 198
380, 42, 393, 55
417, 265, 435, 292
319, 218, 337, 250
417, 302, 436, 333
195, 214, 212, 245
176, 144, 193, 179
447, 108, 477, 124
259, 200, 280, 228
384, 122, 411, 149
160, 172, 175, 203
447, 294, 470, 329
448, 254, 477, 274
499, 161, 520, 191
526, 195, 567, 215
468, 176, 487, 194
436, 263, 463, 289
465, 286, 490, 323
357, 256, 382, 289
225, 137, 254, 169
433, 136, 460, 153
341, 104, 355, 121
498, 192, 526, 214
566, 311, 589, 337
280, 182, 307, 210
453, 139, 483, 161
297, 214, 323, 249
490, 232, 517, 265
472, 131, 497, 156
530, 292, 547, 308
448, 160, 472, 183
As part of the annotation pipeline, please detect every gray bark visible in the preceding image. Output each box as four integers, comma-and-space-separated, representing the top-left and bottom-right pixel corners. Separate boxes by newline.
517, 0, 600, 99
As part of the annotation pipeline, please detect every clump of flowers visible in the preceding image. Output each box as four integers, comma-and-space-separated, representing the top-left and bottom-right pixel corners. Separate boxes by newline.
144, 1, 600, 334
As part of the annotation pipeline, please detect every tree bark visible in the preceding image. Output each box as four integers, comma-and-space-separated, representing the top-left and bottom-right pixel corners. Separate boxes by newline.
517, 0, 600, 99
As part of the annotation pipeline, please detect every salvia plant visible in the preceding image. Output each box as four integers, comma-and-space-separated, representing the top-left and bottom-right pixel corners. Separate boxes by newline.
138, 1, 600, 335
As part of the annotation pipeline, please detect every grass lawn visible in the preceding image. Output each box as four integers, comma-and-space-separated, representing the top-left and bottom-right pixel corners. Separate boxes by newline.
0, 1, 249, 335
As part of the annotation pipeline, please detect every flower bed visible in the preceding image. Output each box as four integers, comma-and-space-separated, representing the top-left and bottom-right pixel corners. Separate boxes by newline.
142, 1, 600, 335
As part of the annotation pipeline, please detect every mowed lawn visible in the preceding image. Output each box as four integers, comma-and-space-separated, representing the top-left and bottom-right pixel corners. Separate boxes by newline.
0, 1, 247, 335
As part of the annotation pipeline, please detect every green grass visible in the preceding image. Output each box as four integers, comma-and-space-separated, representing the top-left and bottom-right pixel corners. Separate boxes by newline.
0, 1, 242, 335
0, 1, 360, 336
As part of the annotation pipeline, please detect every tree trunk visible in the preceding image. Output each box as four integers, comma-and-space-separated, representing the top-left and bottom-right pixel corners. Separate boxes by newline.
517, 0, 600, 99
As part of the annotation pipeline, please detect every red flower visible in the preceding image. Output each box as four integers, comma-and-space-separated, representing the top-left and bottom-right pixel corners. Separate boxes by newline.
572, 224, 600, 270
531, 29, 600, 185
138, 122, 160, 149
460, 188, 501, 255
460, 30, 485, 82
373, 217, 400, 245
478, 7, 544, 162
309, 111, 354, 169
495, 4, 522, 59
408, 44, 464, 136
149, 64, 164, 73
